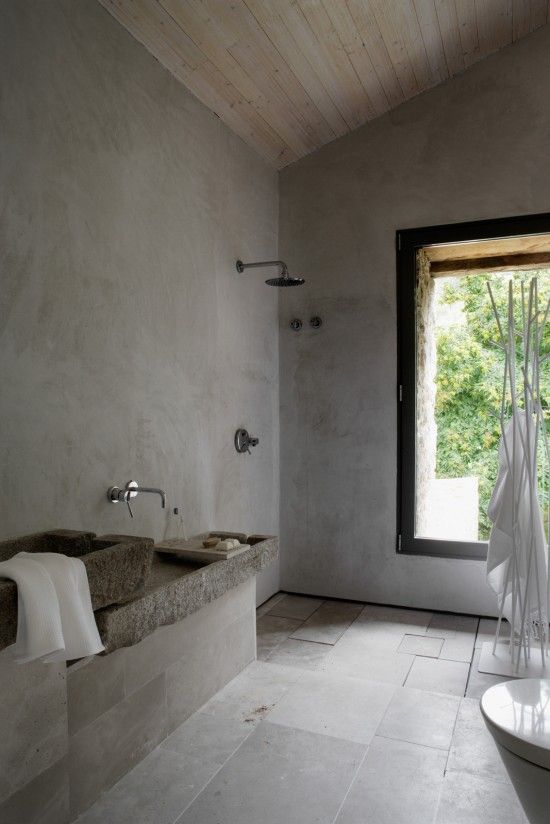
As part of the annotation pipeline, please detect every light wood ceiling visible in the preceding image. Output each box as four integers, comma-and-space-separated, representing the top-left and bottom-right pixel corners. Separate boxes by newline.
99, 0, 550, 168
425, 233, 550, 276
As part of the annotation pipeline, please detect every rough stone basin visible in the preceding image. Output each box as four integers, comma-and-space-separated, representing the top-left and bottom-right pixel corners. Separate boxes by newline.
0, 529, 153, 651
94, 534, 278, 653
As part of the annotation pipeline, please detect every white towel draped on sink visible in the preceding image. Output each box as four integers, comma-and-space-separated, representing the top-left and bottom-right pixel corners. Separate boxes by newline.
0, 552, 104, 663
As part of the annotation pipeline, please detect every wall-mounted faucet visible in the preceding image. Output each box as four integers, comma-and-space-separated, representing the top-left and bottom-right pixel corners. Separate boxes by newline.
107, 480, 167, 518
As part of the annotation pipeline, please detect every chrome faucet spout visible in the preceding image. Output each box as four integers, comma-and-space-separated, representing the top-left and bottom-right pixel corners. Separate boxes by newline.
138, 487, 167, 509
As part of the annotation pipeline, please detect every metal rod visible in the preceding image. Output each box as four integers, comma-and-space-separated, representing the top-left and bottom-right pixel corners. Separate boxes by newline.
236, 259, 288, 275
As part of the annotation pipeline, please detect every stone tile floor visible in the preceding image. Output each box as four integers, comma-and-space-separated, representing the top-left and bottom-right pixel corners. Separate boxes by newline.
76, 594, 526, 824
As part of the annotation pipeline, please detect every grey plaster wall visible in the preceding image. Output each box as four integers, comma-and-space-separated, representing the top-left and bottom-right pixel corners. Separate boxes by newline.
279, 25, 550, 615
0, 0, 279, 604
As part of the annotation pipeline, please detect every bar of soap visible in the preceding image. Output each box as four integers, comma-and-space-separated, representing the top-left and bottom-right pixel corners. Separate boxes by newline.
203, 537, 219, 548
217, 539, 242, 551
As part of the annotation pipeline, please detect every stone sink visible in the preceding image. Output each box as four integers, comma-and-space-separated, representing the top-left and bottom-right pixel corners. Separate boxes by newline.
0, 529, 153, 651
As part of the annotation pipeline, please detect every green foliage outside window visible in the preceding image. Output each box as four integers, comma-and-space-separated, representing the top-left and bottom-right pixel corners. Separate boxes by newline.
434, 271, 550, 540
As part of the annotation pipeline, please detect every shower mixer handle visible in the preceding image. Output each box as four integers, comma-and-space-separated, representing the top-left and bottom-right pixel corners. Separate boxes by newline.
234, 429, 259, 454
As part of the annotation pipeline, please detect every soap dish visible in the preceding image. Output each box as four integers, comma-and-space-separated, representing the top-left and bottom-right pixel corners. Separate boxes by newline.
155, 535, 250, 563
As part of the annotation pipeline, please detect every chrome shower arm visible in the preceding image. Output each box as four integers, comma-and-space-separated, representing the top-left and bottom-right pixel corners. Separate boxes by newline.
235, 257, 304, 286
236, 259, 288, 275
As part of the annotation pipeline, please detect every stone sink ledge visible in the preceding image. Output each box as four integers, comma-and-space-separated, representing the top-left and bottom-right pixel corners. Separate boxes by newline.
95, 535, 278, 654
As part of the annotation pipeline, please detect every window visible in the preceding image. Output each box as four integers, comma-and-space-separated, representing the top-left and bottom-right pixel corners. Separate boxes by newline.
396, 213, 550, 559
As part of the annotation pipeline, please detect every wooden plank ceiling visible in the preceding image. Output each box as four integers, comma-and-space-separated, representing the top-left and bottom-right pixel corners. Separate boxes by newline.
425, 233, 550, 276
99, 0, 550, 168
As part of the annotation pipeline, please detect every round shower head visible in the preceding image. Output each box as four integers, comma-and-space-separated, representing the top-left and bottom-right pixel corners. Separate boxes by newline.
265, 261, 305, 287
265, 275, 305, 287
236, 258, 305, 287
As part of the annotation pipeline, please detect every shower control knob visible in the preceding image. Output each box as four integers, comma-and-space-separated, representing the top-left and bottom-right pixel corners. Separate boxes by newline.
235, 429, 259, 454
290, 318, 302, 331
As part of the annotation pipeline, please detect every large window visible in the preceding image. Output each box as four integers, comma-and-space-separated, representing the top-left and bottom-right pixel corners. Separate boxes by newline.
396, 214, 550, 559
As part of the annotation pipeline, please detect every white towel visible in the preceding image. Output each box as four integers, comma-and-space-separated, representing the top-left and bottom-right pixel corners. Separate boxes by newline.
0, 552, 104, 663
487, 410, 548, 633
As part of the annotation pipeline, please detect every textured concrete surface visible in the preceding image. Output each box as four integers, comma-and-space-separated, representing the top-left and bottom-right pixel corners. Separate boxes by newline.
165, 608, 256, 731
95, 536, 277, 652
279, 25, 550, 615
0, 0, 280, 606
0, 578, 257, 822
67, 578, 256, 819
69, 673, 168, 817
122, 574, 256, 695
0, 757, 70, 824
70, 602, 527, 824
0, 648, 67, 802
0, 531, 153, 651
67, 648, 126, 736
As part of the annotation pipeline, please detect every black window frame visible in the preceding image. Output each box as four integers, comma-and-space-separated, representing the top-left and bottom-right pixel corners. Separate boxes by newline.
396, 211, 550, 560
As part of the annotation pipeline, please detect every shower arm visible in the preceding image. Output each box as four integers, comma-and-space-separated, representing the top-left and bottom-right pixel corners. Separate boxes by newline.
236, 259, 289, 276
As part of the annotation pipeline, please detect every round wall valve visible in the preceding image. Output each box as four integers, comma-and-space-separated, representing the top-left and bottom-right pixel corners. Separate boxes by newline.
310, 316, 322, 328
290, 318, 302, 331
235, 428, 259, 454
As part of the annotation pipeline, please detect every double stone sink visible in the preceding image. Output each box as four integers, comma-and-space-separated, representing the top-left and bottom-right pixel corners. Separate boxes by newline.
0, 529, 278, 655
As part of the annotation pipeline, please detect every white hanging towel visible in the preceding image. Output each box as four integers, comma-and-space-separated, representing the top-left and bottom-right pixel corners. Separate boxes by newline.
0, 552, 104, 663
487, 410, 548, 634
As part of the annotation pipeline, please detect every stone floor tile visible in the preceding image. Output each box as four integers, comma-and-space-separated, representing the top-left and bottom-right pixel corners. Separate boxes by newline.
290, 600, 363, 645
256, 615, 302, 660
176, 722, 365, 824
161, 710, 251, 762
439, 632, 476, 663
447, 697, 510, 784
434, 771, 527, 824
359, 604, 432, 629
323, 637, 415, 685
465, 649, 515, 700
268, 670, 395, 745
75, 744, 221, 824
475, 617, 511, 649
267, 594, 324, 621
377, 687, 460, 750
397, 633, 444, 657
256, 592, 286, 618
266, 638, 330, 671
335, 736, 446, 824
427, 613, 478, 638
405, 656, 469, 696
199, 660, 302, 726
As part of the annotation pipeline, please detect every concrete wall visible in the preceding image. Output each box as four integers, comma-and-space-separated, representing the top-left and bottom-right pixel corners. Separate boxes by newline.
0, 578, 256, 823
279, 24, 550, 616
0, 0, 280, 605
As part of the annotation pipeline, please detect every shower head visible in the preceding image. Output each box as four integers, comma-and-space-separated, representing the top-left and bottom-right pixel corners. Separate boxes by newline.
265, 274, 305, 287
236, 259, 305, 287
